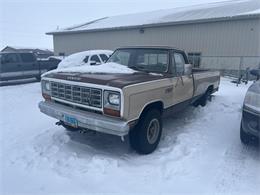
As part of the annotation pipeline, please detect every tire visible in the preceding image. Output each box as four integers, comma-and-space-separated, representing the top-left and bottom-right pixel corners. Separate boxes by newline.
129, 109, 162, 154
240, 124, 251, 145
240, 123, 259, 146
200, 89, 211, 107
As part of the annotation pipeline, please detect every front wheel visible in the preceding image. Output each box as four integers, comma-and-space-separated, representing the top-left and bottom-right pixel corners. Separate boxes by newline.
129, 109, 162, 154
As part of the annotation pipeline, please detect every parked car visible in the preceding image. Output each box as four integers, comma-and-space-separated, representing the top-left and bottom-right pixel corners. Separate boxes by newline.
39, 46, 220, 154
0, 52, 61, 81
57, 50, 113, 69
240, 69, 260, 145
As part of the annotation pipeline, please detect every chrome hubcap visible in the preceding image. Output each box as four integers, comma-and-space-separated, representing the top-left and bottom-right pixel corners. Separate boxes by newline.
147, 119, 160, 144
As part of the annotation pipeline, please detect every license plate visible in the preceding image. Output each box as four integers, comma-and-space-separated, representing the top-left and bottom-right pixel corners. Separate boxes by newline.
64, 115, 78, 128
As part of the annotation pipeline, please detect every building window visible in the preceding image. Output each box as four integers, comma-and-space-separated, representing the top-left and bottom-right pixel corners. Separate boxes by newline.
188, 52, 201, 68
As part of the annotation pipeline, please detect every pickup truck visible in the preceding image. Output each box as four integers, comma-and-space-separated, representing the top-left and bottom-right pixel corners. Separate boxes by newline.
39, 46, 220, 154
0, 52, 61, 81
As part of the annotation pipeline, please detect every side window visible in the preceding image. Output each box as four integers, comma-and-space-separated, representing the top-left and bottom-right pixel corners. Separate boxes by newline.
83, 56, 89, 63
90, 55, 101, 63
20, 53, 35, 63
188, 52, 201, 68
3, 54, 19, 64
99, 54, 109, 62
174, 53, 185, 76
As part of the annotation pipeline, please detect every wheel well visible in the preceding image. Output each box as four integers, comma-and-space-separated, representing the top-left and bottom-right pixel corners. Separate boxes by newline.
207, 85, 214, 93
140, 101, 164, 119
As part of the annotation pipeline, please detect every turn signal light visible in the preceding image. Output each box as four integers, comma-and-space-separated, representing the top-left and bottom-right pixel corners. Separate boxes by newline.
42, 93, 51, 101
104, 108, 120, 117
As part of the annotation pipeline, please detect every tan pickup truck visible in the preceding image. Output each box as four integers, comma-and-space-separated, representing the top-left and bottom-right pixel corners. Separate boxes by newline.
39, 46, 220, 154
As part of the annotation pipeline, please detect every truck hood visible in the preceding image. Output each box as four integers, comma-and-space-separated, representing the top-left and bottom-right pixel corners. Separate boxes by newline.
43, 72, 167, 89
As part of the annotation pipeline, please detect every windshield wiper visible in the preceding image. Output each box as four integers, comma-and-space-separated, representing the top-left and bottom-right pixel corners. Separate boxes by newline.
130, 66, 149, 73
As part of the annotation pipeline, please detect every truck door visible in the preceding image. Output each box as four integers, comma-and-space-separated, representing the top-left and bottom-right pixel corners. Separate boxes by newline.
19, 53, 39, 78
171, 52, 193, 105
0, 53, 22, 80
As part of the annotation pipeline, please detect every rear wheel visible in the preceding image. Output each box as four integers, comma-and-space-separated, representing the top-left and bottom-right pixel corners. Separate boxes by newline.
200, 89, 211, 107
193, 88, 212, 107
129, 109, 162, 154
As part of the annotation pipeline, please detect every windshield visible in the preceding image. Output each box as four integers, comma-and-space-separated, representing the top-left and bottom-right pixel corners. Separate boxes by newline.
107, 49, 169, 73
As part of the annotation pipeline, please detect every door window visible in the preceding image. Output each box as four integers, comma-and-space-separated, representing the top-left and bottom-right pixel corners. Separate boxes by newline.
90, 55, 101, 63
20, 53, 35, 63
2, 53, 19, 64
99, 54, 109, 62
174, 53, 185, 76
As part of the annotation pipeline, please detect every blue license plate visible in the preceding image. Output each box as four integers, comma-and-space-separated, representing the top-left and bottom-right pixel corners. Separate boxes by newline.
64, 115, 78, 127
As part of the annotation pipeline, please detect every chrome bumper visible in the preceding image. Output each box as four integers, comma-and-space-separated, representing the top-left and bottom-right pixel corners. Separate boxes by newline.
38, 101, 129, 136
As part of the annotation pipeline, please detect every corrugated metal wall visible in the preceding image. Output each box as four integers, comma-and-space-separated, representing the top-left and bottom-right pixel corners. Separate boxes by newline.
53, 18, 260, 57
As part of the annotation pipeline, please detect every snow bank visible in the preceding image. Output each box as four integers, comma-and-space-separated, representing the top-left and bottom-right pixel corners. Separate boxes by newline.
44, 62, 136, 76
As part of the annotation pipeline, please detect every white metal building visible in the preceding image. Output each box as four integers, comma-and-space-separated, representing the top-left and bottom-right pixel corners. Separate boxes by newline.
47, 0, 260, 72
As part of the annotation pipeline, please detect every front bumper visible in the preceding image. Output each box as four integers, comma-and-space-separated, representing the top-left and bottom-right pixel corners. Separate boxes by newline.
241, 107, 260, 138
38, 101, 130, 136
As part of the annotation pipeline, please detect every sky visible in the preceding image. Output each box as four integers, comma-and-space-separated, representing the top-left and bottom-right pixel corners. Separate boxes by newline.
0, 0, 233, 50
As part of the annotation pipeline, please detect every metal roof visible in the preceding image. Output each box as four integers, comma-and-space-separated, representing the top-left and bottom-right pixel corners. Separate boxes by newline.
47, 0, 260, 35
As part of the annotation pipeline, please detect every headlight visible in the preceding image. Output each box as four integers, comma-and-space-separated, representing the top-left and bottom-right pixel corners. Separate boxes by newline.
108, 93, 120, 105
45, 82, 50, 91
244, 91, 260, 113
41, 80, 51, 95
104, 90, 121, 117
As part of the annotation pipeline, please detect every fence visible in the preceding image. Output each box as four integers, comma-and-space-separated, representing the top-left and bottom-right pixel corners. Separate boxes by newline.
188, 55, 260, 79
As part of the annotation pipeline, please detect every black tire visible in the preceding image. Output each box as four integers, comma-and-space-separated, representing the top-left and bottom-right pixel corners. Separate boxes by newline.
240, 123, 259, 146
240, 124, 251, 145
129, 109, 162, 154
201, 90, 211, 107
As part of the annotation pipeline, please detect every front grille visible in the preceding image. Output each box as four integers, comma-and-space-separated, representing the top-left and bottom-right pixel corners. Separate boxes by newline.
50, 82, 102, 108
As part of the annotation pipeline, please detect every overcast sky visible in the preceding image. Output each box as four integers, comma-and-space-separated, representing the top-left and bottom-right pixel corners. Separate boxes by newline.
0, 0, 232, 50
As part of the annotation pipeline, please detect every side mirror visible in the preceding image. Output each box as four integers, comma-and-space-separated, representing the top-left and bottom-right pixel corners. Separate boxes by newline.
184, 64, 192, 75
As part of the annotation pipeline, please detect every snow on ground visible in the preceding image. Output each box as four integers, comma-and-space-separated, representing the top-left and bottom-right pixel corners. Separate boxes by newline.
0, 78, 259, 194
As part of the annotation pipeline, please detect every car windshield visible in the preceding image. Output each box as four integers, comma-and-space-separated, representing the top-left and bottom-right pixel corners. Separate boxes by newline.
107, 49, 169, 73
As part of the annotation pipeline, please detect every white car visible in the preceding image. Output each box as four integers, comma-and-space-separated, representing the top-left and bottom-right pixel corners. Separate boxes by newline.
57, 50, 113, 69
